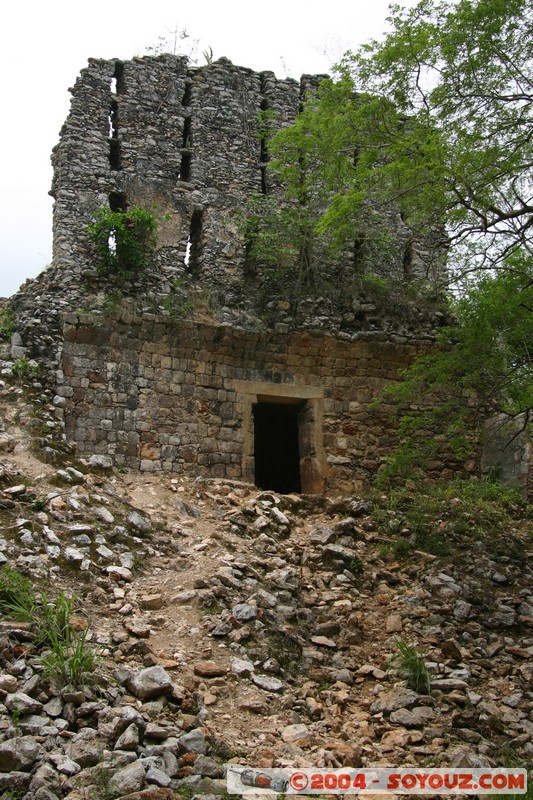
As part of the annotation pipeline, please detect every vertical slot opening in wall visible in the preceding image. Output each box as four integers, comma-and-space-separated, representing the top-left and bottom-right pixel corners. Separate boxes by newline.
259, 98, 270, 195
182, 80, 192, 107
353, 236, 364, 271
112, 61, 125, 94
253, 399, 305, 493
403, 238, 414, 278
178, 79, 193, 182
178, 116, 192, 181
182, 116, 192, 148
184, 209, 203, 273
179, 151, 191, 182
108, 100, 121, 171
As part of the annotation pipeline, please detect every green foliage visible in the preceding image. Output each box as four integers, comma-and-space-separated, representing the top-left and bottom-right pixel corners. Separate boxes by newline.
36, 590, 74, 648
100, 290, 123, 316
251, 0, 531, 471
373, 478, 528, 558
241, 194, 324, 302
202, 46, 214, 66
375, 267, 532, 485
347, 555, 364, 575
391, 639, 431, 694
10, 706, 23, 731
87, 207, 158, 282
240, 193, 414, 313
0, 308, 15, 342
173, 785, 197, 800
39, 625, 97, 687
257, 108, 277, 141
0, 567, 96, 687
488, 746, 533, 800
162, 277, 194, 319
266, 0, 531, 279
0, 566, 37, 621
11, 358, 40, 380
378, 538, 413, 560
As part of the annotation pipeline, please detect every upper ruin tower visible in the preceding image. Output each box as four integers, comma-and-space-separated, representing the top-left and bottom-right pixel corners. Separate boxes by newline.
45, 55, 442, 314
49, 55, 310, 301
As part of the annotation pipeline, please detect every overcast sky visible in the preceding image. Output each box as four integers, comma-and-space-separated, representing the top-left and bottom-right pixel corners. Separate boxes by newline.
0, 0, 407, 298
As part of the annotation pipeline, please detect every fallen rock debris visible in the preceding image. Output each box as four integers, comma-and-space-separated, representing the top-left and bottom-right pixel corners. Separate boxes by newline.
0, 362, 531, 799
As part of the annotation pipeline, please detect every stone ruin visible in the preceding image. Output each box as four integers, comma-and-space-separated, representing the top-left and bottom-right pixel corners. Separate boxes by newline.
11, 54, 527, 496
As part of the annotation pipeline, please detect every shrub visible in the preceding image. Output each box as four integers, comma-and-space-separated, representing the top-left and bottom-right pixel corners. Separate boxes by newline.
39, 625, 97, 687
87, 207, 158, 281
0, 308, 15, 342
11, 358, 40, 380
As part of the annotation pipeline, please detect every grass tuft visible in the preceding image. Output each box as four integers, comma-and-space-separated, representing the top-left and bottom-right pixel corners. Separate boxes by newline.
390, 638, 431, 694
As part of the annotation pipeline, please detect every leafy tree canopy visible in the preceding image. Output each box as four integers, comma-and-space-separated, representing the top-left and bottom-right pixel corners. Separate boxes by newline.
257, 0, 532, 484
267, 0, 532, 284
374, 258, 532, 484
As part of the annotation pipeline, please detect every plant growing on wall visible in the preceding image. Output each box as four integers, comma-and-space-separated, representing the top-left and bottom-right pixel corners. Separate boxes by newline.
87, 207, 158, 282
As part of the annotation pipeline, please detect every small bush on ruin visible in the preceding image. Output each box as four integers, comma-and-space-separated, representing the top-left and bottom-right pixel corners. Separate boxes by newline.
0, 308, 15, 342
87, 206, 158, 283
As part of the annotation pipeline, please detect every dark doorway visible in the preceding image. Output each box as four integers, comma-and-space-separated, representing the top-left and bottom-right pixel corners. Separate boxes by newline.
253, 401, 303, 493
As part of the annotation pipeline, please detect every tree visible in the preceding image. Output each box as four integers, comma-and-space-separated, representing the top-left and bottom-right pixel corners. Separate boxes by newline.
256, 0, 532, 483
267, 0, 532, 284
373, 258, 532, 484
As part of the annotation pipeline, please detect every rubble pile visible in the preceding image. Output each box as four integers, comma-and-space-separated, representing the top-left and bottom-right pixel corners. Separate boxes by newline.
0, 359, 531, 800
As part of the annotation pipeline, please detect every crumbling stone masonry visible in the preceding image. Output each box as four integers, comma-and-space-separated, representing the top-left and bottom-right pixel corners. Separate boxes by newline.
10, 55, 467, 493
46, 54, 441, 303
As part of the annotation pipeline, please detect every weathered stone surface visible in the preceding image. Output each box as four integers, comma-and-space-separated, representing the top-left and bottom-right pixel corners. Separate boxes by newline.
49, 754, 81, 776
0, 673, 18, 692
231, 603, 258, 622
145, 765, 172, 787
370, 687, 420, 714
193, 661, 228, 678
66, 729, 107, 768
5, 690, 43, 714
128, 512, 151, 533
109, 761, 146, 796
251, 674, 284, 692
88, 454, 113, 469
281, 724, 312, 743
128, 666, 173, 699
12, 55, 450, 494
118, 790, 174, 800
389, 706, 436, 727
140, 594, 164, 610
0, 736, 41, 772
115, 722, 140, 751
231, 657, 254, 676
191, 755, 224, 778
178, 728, 206, 754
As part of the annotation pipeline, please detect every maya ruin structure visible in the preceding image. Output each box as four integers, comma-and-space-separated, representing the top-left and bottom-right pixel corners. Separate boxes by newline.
9, 55, 530, 495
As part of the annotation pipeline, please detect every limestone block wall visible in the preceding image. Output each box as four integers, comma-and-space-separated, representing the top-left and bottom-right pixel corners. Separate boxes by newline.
61, 312, 429, 493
